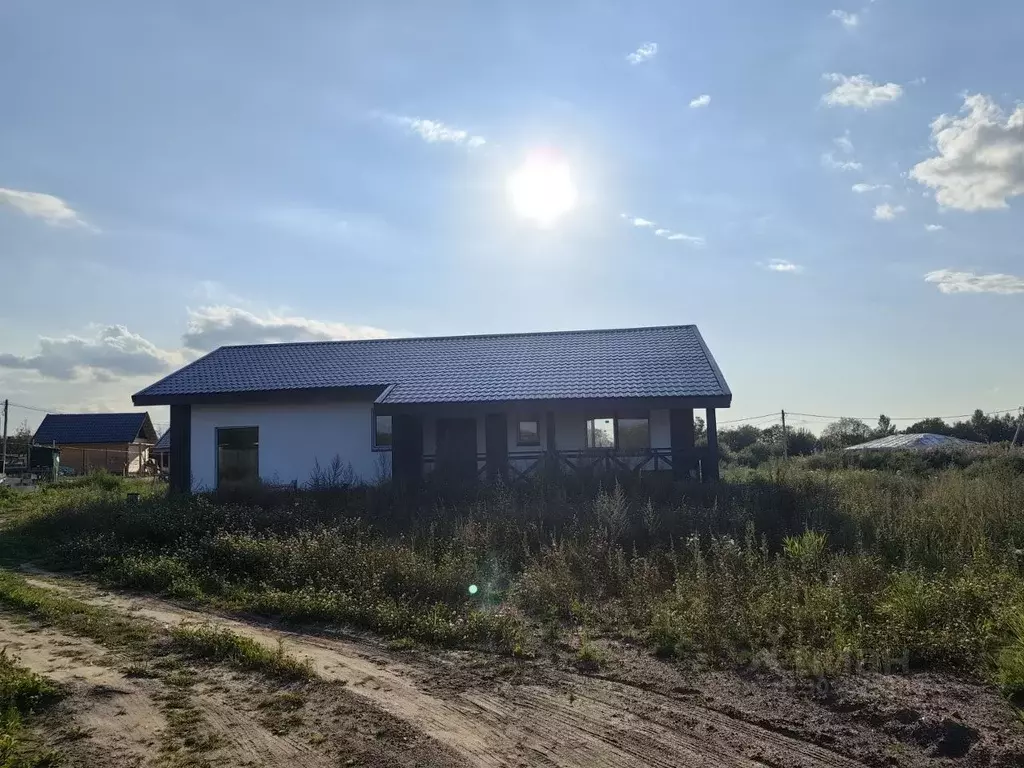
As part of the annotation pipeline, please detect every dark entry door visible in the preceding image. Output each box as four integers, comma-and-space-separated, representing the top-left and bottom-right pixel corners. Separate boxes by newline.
436, 418, 478, 481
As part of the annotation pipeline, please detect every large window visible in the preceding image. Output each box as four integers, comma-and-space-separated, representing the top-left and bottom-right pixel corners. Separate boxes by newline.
585, 416, 650, 452
216, 427, 259, 487
374, 414, 393, 450
586, 418, 615, 449
617, 418, 650, 453
517, 419, 540, 446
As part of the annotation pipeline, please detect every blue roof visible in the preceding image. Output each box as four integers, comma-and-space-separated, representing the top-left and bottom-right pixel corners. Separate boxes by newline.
33, 413, 157, 445
153, 430, 171, 453
133, 325, 731, 405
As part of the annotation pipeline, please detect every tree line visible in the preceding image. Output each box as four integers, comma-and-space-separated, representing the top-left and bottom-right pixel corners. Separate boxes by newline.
698, 409, 1022, 467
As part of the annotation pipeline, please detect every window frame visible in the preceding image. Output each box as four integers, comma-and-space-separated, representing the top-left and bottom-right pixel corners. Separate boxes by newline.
583, 414, 652, 452
585, 416, 617, 450
372, 413, 393, 452
215, 426, 260, 489
516, 418, 541, 447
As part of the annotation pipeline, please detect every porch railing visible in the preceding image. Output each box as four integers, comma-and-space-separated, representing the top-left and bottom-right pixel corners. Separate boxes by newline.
422, 447, 710, 481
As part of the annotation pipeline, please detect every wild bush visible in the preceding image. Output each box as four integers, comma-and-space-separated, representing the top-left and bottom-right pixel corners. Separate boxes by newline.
3, 460, 1024, 678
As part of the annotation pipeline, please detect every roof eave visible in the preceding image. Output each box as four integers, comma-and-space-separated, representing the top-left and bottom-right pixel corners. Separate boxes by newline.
133, 384, 389, 407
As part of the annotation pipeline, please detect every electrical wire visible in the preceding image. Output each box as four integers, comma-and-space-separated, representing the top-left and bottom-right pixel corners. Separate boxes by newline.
787, 406, 1022, 422
718, 411, 777, 425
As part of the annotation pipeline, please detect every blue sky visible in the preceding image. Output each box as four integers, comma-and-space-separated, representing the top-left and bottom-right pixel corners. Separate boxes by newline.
2, 0, 1023, 434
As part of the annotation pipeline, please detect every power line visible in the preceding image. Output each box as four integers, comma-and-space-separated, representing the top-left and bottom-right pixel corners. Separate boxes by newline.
718, 412, 777, 425
7, 401, 59, 414
787, 407, 1021, 422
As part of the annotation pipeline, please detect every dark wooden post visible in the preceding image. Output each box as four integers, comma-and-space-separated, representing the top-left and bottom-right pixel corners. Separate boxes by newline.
485, 413, 509, 482
392, 413, 423, 490
670, 408, 695, 480
705, 407, 720, 482
545, 412, 557, 453
546, 411, 558, 470
169, 404, 191, 494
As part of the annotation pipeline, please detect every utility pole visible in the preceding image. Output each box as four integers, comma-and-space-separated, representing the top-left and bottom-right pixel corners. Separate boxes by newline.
781, 409, 789, 460
1011, 407, 1024, 451
1, 399, 8, 475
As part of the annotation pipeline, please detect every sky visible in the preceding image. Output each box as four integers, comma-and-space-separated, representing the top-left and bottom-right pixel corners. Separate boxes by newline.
2, 0, 1023, 436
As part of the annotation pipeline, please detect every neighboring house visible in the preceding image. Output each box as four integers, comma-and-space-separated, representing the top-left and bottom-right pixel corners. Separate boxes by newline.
33, 412, 158, 475
845, 433, 984, 451
131, 325, 732, 493
151, 430, 171, 471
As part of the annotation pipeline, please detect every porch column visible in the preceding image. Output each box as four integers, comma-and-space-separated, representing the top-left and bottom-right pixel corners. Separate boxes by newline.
392, 414, 423, 489
705, 407, 720, 482
485, 413, 509, 482
545, 411, 557, 453
169, 404, 191, 494
669, 408, 695, 480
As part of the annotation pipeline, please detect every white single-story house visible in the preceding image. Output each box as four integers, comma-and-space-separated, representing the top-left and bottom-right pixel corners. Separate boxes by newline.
131, 325, 732, 493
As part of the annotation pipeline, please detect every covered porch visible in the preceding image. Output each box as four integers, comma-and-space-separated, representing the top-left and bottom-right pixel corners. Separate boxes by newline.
376, 397, 724, 486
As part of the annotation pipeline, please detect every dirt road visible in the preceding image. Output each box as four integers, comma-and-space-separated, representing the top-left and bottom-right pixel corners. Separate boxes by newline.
7, 571, 1023, 767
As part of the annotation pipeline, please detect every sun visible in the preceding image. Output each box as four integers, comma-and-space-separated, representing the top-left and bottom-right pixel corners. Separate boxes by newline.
507, 151, 578, 227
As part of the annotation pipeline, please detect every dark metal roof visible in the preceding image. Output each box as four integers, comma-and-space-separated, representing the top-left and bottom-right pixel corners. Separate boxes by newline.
33, 412, 157, 445
152, 430, 171, 453
133, 325, 731, 406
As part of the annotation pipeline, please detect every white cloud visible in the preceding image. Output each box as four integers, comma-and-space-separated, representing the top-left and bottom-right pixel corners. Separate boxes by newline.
182, 306, 390, 351
391, 116, 485, 149
834, 132, 855, 153
830, 10, 860, 27
0, 325, 182, 381
910, 94, 1024, 211
767, 259, 803, 273
925, 269, 1024, 295
873, 203, 906, 221
851, 183, 890, 193
689, 94, 712, 109
0, 187, 95, 230
822, 73, 903, 108
626, 42, 658, 64
822, 153, 863, 171
664, 232, 706, 245
925, 223, 945, 231
620, 214, 705, 246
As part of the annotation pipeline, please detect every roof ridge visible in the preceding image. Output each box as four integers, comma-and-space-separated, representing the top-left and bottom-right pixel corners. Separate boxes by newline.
40, 415, 146, 421
216, 324, 699, 351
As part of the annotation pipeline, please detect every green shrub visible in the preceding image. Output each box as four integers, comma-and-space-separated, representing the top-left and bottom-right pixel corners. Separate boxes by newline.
0, 649, 61, 768
4, 459, 1024, 679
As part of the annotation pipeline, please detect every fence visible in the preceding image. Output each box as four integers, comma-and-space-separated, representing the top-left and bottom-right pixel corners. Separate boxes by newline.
3, 444, 157, 478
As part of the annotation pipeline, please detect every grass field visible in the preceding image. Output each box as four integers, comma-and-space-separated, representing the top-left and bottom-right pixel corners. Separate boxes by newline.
0, 647, 61, 768
3, 455, 1024, 697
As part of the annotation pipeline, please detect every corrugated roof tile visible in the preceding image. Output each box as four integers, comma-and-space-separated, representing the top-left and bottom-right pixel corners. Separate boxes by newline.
133, 325, 730, 405
33, 413, 154, 445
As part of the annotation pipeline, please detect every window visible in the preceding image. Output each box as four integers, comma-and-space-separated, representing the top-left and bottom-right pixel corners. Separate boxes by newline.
584, 416, 650, 452
586, 418, 615, 449
517, 419, 540, 446
216, 427, 259, 487
617, 418, 650, 453
373, 414, 393, 450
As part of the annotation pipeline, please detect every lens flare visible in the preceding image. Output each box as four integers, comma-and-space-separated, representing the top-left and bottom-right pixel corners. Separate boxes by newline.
468, 584, 479, 595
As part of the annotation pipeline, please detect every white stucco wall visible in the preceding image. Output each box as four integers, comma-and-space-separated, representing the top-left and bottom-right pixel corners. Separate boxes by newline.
650, 409, 671, 450
190, 401, 385, 490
